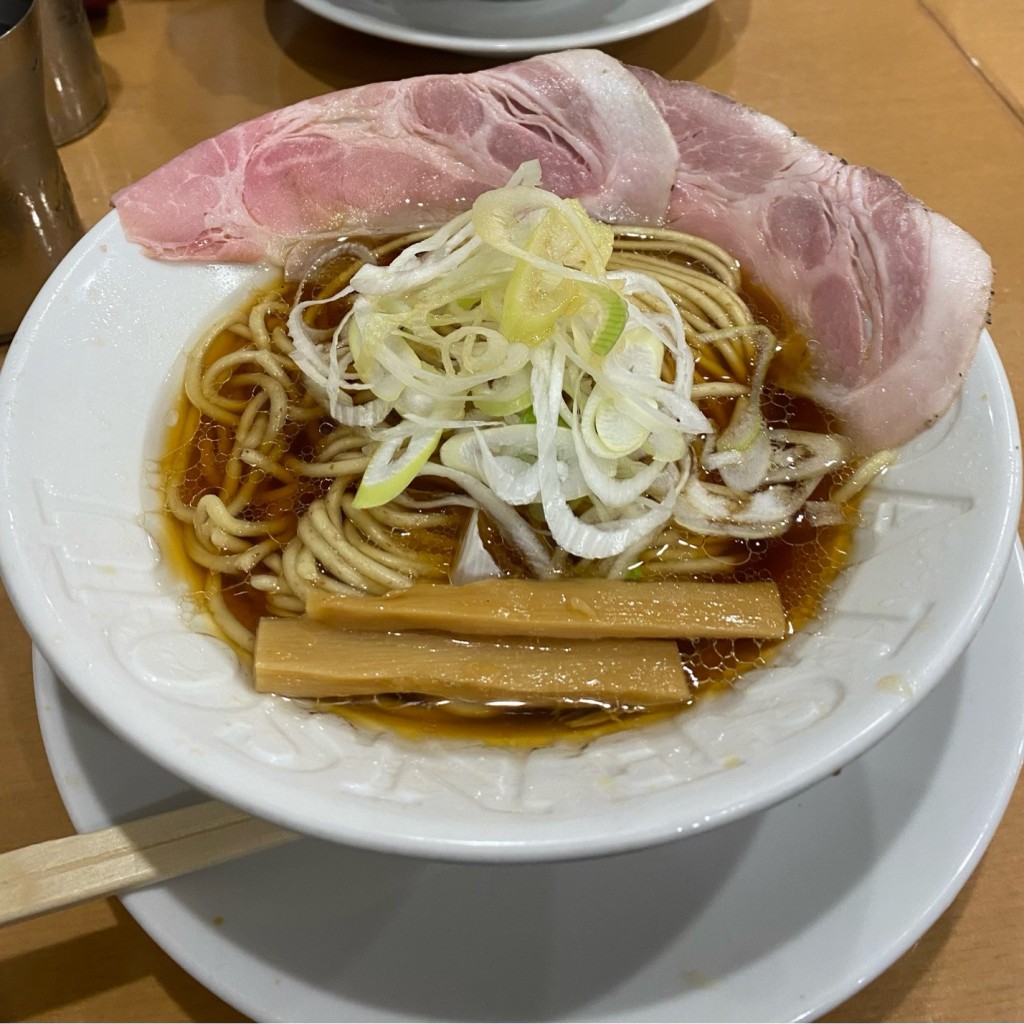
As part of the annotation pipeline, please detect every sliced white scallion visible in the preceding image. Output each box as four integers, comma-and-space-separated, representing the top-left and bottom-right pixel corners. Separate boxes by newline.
353, 429, 443, 509
287, 167, 857, 564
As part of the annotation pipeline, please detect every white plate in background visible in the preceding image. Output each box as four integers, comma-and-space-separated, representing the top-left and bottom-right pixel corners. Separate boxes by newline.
33, 547, 1024, 1022
290, 0, 715, 56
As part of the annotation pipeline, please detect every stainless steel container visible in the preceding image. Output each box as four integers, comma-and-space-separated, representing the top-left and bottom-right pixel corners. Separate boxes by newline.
38, 0, 108, 144
0, 0, 84, 344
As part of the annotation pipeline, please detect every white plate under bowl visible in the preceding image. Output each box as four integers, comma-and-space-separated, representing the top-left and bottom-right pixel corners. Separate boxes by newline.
0, 210, 1019, 862
290, 0, 715, 57
32, 547, 1024, 1021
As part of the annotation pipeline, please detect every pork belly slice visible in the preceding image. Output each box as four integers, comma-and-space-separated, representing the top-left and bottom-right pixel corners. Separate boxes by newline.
112, 50, 991, 451
110, 49, 678, 264
634, 71, 992, 450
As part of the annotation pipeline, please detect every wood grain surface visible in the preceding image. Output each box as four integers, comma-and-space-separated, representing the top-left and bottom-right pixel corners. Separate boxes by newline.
1, 0, 1022, 1019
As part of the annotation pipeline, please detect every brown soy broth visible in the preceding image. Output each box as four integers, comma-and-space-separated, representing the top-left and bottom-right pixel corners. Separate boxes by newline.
663, 278, 854, 695
164, 300, 331, 635
158, 249, 859, 748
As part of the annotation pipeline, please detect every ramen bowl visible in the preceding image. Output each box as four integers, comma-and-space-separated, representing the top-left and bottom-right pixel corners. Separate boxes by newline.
0, 212, 1019, 862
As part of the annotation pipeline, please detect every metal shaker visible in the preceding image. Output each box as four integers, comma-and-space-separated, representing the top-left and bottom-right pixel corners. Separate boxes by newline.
0, 0, 84, 344
37, 0, 108, 144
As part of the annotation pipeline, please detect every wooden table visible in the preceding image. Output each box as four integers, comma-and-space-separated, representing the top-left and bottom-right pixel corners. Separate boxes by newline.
2, 0, 1023, 1019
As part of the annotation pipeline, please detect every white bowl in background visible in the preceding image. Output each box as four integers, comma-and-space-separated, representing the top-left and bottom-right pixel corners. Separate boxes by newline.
288, 0, 716, 57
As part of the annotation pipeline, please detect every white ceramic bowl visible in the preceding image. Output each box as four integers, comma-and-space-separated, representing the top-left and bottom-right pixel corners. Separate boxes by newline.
0, 211, 1019, 862
288, 0, 716, 57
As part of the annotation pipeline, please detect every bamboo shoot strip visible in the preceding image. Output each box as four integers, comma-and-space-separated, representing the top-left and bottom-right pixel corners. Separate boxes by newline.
254, 617, 692, 706
305, 579, 788, 640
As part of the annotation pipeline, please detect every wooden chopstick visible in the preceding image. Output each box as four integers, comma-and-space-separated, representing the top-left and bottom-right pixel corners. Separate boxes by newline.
0, 799, 298, 926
